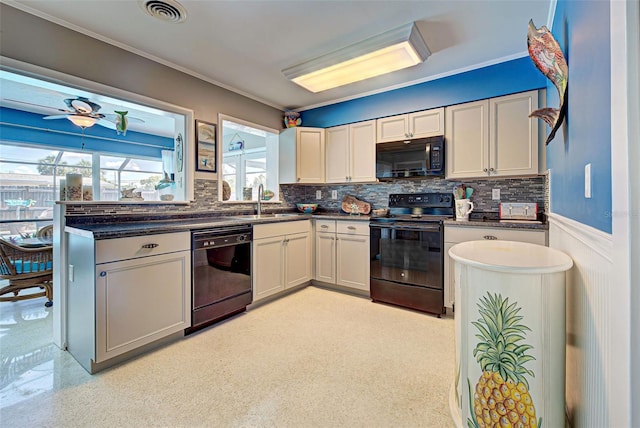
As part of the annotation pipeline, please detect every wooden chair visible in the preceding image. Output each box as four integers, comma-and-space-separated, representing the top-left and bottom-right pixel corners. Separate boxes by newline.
0, 239, 53, 307
36, 224, 53, 240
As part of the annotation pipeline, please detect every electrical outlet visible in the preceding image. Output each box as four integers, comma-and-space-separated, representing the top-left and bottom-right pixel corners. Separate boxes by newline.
492, 188, 500, 200
316, 190, 322, 200
331, 190, 338, 200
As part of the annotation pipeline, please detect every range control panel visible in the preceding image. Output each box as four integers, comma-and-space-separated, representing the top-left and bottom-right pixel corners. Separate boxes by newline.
389, 193, 453, 208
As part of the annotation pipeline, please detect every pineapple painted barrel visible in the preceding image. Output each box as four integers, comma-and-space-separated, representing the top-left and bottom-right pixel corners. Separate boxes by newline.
448, 240, 572, 428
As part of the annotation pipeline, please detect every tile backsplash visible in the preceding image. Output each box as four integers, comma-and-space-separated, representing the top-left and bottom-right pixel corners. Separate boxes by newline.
281, 175, 547, 213
63, 175, 547, 218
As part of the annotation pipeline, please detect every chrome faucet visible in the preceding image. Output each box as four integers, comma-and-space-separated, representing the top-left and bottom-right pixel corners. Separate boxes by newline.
257, 183, 264, 215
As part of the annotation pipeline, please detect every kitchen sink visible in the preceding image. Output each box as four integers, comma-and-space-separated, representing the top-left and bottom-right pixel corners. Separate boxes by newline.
231, 213, 302, 220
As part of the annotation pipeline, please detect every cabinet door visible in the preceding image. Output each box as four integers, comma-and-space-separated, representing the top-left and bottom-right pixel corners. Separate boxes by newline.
296, 128, 325, 183
409, 108, 445, 138
490, 91, 539, 177
445, 100, 490, 179
253, 235, 285, 301
325, 125, 350, 183
95, 250, 190, 363
336, 233, 370, 291
376, 115, 408, 143
444, 242, 456, 309
349, 120, 376, 182
284, 232, 312, 288
315, 232, 336, 283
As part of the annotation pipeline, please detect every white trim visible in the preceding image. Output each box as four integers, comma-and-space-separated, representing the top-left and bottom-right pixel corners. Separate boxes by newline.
546, 213, 612, 262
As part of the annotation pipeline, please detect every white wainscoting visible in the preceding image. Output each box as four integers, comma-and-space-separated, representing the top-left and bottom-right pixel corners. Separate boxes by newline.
547, 213, 613, 427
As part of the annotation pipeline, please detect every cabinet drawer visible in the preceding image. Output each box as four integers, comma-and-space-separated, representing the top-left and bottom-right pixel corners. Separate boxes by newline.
336, 220, 369, 235
315, 219, 336, 233
445, 226, 546, 245
254, 220, 311, 239
96, 232, 190, 264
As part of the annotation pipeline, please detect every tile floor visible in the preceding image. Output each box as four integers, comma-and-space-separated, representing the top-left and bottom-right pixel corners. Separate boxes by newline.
0, 286, 455, 427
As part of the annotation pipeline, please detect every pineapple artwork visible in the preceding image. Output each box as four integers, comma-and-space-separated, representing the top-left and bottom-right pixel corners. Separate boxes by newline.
467, 292, 540, 428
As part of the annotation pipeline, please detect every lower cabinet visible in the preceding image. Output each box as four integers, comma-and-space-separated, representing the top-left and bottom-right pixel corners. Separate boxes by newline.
66, 231, 191, 373
253, 220, 312, 301
443, 225, 547, 309
314, 219, 370, 292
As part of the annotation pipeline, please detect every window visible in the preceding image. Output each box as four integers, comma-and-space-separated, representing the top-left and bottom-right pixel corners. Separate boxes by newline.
0, 142, 165, 222
0, 68, 193, 203
220, 116, 279, 202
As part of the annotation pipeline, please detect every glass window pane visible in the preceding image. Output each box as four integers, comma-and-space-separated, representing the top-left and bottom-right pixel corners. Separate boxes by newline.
0, 146, 60, 163
123, 159, 163, 173
100, 155, 127, 169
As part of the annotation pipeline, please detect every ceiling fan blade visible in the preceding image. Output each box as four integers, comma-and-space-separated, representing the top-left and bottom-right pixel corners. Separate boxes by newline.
96, 119, 116, 130
104, 114, 145, 124
42, 114, 70, 120
5, 98, 69, 112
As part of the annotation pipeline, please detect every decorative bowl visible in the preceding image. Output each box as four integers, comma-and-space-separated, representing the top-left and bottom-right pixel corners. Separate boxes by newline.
296, 203, 318, 213
372, 208, 389, 217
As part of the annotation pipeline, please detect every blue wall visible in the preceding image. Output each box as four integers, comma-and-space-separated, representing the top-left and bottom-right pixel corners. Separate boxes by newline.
0, 107, 174, 159
300, 57, 546, 127
546, 0, 612, 233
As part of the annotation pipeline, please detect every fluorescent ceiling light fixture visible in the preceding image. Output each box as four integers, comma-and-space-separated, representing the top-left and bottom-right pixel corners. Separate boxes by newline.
282, 22, 430, 93
67, 115, 98, 128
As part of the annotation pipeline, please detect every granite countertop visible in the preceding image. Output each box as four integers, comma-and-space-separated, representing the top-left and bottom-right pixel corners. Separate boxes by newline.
443, 211, 548, 230
65, 210, 371, 239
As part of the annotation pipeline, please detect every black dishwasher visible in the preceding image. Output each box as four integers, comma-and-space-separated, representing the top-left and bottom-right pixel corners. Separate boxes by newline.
187, 225, 252, 334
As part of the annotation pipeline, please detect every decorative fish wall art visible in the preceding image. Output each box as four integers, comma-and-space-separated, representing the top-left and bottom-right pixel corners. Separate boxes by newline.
527, 19, 568, 145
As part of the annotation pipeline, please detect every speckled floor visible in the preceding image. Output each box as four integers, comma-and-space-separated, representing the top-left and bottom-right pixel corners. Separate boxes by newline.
1, 286, 455, 427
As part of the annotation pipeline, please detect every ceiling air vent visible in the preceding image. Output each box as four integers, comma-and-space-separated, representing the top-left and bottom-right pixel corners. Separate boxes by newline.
140, 0, 187, 23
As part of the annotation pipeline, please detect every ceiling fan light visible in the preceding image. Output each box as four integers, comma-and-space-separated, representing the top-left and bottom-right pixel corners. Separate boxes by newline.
67, 115, 98, 128
282, 22, 430, 93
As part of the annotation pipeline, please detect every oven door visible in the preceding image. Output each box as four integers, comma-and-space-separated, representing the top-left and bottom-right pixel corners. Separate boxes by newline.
370, 223, 443, 290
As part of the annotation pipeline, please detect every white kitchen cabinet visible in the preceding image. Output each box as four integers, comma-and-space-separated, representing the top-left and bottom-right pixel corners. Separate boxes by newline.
279, 127, 325, 184
314, 219, 370, 292
253, 220, 312, 301
376, 108, 445, 143
443, 224, 547, 309
326, 120, 376, 183
446, 90, 540, 179
66, 231, 191, 373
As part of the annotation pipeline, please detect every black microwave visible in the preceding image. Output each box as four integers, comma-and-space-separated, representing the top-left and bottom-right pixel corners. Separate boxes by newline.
376, 136, 445, 179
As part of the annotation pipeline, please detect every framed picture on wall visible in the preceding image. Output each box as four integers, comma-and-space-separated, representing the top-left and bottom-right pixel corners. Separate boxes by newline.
196, 120, 216, 172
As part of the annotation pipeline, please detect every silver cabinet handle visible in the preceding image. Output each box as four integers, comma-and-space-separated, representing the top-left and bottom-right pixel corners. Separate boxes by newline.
297, 177, 300, 182
142, 243, 159, 249
489, 167, 495, 172
483, 235, 498, 240
483, 168, 488, 172
321, 225, 329, 229
347, 226, 356, 230
100, 271, 106, 277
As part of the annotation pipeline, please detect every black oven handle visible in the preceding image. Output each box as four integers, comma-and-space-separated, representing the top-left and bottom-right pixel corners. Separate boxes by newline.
369, 223, 441, 232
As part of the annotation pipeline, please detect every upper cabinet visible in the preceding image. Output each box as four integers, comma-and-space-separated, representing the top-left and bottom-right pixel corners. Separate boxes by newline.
326, 120, 376, 183
445, 90, 540, 179
279, 127, 325, 184
376, 108, 445, 143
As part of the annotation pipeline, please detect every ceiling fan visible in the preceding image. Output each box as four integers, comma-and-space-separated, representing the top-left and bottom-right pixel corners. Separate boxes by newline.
9, 96, 144, 134
42, 96, 110, 129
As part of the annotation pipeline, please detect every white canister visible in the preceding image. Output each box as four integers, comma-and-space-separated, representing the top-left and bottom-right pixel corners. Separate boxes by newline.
455, 199, 474, 221
82, 185, 93, 201
66, 173, 83, 201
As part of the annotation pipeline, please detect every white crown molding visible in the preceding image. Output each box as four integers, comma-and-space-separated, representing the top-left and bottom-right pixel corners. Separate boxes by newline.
547, 212, 613, 262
